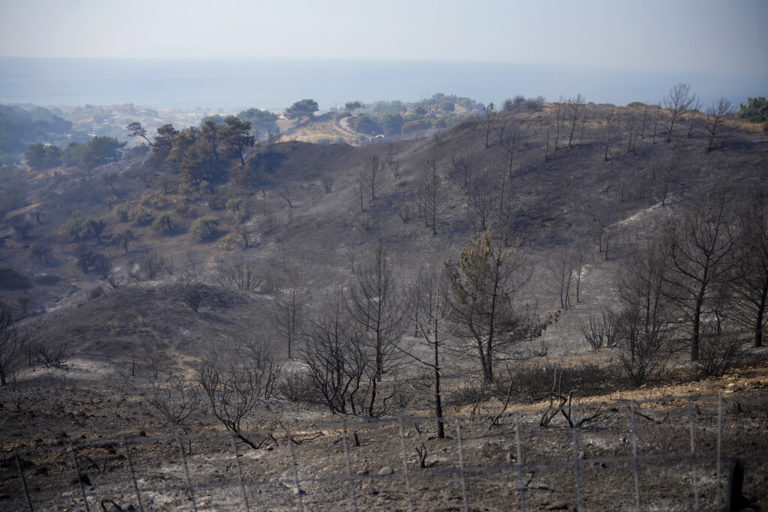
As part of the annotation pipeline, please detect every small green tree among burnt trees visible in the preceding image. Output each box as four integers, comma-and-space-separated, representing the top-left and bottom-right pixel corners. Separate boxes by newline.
445, 229, 554, 383
127, 121, 154, 146
26, 143, 62, 169
285, 99, 319, 124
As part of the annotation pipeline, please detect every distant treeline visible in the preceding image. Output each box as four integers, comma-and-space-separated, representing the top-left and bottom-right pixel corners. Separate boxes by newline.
0, 105, 81, 164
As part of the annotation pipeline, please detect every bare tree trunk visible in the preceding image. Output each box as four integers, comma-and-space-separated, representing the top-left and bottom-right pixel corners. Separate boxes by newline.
755, 286, 766, 348
652, 106, 661, 144
567, 94, 584, 150
554, 99, 563, 151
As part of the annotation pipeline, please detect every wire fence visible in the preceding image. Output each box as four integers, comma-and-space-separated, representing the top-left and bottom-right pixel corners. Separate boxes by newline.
2, 394, 766, 511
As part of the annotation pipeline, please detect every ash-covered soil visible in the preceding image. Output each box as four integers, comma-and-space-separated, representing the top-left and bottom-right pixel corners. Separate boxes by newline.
1, 361, 766, 511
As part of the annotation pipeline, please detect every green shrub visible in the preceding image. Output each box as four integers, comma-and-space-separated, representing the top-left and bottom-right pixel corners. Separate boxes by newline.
380, 113, 404, 136
353, 114, 382, 135
130, 207, 153, 226
152, 213, 175, 234
226, 198, 242, 212
113, 204, 130, 222
190, 216, 218, 241
58, 215, 103, 242
737, 97, 768, 123
58, 216, 86, 241
402, 119, 433, 133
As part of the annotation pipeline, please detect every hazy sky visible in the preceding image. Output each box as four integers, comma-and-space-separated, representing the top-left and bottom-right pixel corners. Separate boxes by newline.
1, 0, 766, 75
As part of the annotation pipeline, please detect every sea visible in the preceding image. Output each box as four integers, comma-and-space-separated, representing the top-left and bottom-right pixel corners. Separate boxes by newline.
0, 58, 765, 112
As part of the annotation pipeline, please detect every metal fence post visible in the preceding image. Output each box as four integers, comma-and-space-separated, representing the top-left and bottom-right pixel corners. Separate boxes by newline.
229, 433, 251, 512
455, 421, 469, 512
572, 422, 583, 512
687, 398, 700, 512
341, 419, 359, 512
177, 436, 198, 512
69, 446, 90, 512
286, 426, 305, 512
514, 413, 527, 512
14, 451, 34, 512
717, 396, 723, 511
123, 440, 145, 512
398, 417, 415, 512
630, 401, 641, 512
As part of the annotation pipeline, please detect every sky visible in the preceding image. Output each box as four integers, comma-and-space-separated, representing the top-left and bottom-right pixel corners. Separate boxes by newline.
1, 0, 767, 76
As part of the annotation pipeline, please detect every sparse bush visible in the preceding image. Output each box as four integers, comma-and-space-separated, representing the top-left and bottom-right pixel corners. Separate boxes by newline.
486, 363, 616, 403
183, 284, 203, 312
30, 243, 53, 264
319, 175, 334, 194
446, 381, 493, 408
697, 333, 742, 377
133, 250, 173, 280
144, 367, 202, 443
32, 341, 69, 370
617, 326, 667, 388
581, 310, 618, 350
397, 203, 415, 223
11, 217, 33, 240
302, 314, 367, 414
198, 346, 282, 449
191, 216, 218, 241
237, 337, 281, 400
215, 259, 262, 292
87, 286, 104, 301
278, 372, 319, 404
